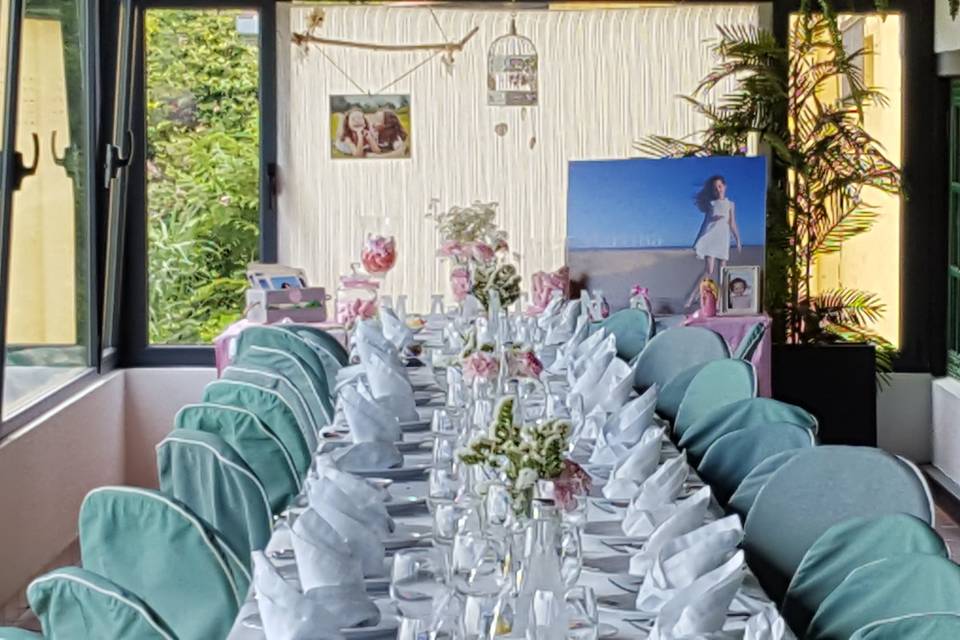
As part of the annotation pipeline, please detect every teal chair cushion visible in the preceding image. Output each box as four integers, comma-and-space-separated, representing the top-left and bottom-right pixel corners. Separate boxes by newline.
673, 359, 756, 438
727, 449, 804, 519
697, 422, 815, 504
633, 326, 729, 392
235, 325, 332, 408
79, 487, 248, 640
851, 613, 960, 640
807, 554, 960, 640
282, 324, 349, 366
222, 365, 318, 451
176, 402, 299, 511
203, 379, 311, 478
743, 446, 934, 604
27, 567, 175, 640
233, 344, 334, 427
679, 398, 818, 464
782, 513, 947, 636
655, 362, 707, 423
598, 308, 654, 361
157, 428, 273, 565
0, 631, 42, 639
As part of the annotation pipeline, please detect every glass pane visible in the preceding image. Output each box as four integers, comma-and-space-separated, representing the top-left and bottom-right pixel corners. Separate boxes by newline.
145, 8, 260, 345
3, 0, 91, 418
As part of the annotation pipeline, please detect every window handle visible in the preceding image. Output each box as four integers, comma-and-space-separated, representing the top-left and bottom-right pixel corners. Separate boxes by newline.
50, 130, 78, 177
13, 132, 39, 190
103, 130, 134, 189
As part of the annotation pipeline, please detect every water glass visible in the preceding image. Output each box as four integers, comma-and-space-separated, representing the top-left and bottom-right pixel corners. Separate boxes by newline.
526, 590, 566, 640
560, 525, 583, 588
565, 586, 599, 640
432, 434, 458, 468
429, 466, 461, 504
431, 498, 466, 547
461, 592, 506, 640
380, 295, 394, 311
450, 531, 509, 596
390, 547, 448, 619
483, 482, 515, 532
432, 407, 463, 436
430, 294, 446, 317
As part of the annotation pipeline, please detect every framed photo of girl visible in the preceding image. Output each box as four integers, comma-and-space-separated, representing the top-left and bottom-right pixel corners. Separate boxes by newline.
330, 94, 411, 159
720, 265, 761, 315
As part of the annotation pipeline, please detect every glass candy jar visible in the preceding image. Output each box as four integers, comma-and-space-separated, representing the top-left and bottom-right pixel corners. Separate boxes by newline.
335, 264, 379, 327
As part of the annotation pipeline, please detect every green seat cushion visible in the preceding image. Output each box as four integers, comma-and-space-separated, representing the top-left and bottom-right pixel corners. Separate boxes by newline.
222, 365, 318, 450
27, 567, 176, 640
598, 308, 654, 361
633, 326, 729, 392
235, 325, 332, 412
0, 629, 44, 639
673, 359, 756, 438
727, 449, 804, 520
850, 613, 960, 640
233, 345, 334, 427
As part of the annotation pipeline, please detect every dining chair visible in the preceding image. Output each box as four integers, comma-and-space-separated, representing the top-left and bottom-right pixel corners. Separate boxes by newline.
850, 613, 960, 640
233, 344, 334, 427
678, 397, 817, 463
654, 361, 708, 423
781, 513, 948, 637
221, 364, 319, 450
726, 449, 804, 520
79, 487, 249, 640
281, 323, 349, 364
697, 422, 816, 504
672, 359, 756, 438
597, 307, 654, 361
731, 321, 767, 361
176, 403, 300, 511
26, 567, 176, 640
806, 554, 960, 640
0, 631, 41, 639
203, 379, 311, 477
157, 428, 273, 566
632, 326, 729, 392
234, 325, 333, 402
743, 446, 934, 604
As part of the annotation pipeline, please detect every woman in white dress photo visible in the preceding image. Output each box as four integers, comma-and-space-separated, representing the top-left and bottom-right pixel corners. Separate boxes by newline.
685, 175, 742, 307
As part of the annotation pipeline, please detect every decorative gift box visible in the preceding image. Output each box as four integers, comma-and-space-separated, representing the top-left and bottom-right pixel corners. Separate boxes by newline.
245, 287, 328, 324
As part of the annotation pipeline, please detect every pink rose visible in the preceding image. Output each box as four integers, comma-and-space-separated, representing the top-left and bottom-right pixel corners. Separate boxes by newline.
527, 267, 570, 315
361, 235, 397, 274
463, 351, 500, 383
450, 267, 472, 302
336, 298, 378, 327
469, 241, 496, 263
553, 459, 592, 511
439, 240, 468, 259
494, 238, 509, 253
510, 349, 543, 379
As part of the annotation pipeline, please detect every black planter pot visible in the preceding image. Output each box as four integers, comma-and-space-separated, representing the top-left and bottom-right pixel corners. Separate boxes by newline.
771, 343, 877, 447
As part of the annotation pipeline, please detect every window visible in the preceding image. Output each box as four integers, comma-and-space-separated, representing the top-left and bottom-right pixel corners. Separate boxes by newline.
948, 80, 960, 379
1, 0, 94, 419
144, 8, 261, 345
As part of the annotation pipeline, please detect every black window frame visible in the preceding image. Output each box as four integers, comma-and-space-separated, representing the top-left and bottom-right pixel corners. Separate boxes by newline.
118, 0, 277, 367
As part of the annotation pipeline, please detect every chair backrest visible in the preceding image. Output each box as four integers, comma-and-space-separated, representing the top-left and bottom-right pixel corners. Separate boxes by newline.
807, 554, 960, 640
27, 566, 176, 640
782, 513, 947, 637
222, 365, 318, 450
655, 362, 707, 423
202, 379, 311, 477
697, 422, 815, 504
850, 613, 960, 640
599, 308, 654, 361
633, 326, 729, 391
233, 344, 334, 427
79, 487, 248, 640
727, 449, 804, 519
0, 629, 42, 639
744, 446, 935, 603
235, 324, 332, 401
282, 324, 349, 364
731, 321, 767, 361
157, 428, 273, 565
678, 397, 818, 463
673, 359, 756, 437
175, 402, 299, 511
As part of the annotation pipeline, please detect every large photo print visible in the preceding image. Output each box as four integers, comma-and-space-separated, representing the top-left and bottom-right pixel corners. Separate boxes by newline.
330, 94, 411, 159
566, 156, 767, 313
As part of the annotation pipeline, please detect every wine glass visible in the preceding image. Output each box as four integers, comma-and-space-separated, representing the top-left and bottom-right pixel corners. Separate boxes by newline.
564, 586, 599, 640
432, 434, 458, 468
390, 547, 448, 619
429, 467, 461, 504
526, 589, 566, 640
450, 531, 509, 597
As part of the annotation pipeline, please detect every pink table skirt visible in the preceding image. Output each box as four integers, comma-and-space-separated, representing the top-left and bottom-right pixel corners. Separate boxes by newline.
213, 318, 347, 376
683, 313, 772, 397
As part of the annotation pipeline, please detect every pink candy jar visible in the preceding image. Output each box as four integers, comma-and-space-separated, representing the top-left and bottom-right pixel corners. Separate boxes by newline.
335, 264, 379, 327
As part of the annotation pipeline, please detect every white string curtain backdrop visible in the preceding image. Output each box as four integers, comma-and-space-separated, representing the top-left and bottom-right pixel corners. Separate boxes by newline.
276, 4, 761, 312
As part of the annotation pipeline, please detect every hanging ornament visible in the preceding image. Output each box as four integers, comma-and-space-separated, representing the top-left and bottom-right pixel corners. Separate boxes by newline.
487, 17, 538, 107
494, 122, 509, 137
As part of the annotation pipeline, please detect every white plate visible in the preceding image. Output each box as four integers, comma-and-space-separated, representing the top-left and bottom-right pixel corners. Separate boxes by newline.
584, 520, 635, 537
242, 600, 398, 638
351, 463, 431, 481
399, 418, 432, 433
383, 522, 433, 550
385, 481, 428, 513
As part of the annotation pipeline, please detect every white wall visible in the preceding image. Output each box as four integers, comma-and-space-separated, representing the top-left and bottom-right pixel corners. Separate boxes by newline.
934, 377, 960, 484
936, 0, 960, 53
276, 4, 762, 311
877, 373, 933, 463
0, 368, 214, 605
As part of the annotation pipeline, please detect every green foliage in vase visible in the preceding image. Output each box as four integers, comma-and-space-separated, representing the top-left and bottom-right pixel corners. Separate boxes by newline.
637, 2, 899, 383
146, 10, 260, 344
472, 263, 522, 311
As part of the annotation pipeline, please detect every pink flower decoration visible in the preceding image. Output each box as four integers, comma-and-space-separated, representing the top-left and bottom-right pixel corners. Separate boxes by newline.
336, 298, 378, 327
449, 267, 472, 302
553, 460, 593, 511
463, 351, 500, 383
439, 240, 468, 259
510, 349, 543, 379
527, 267, 570, 315
494, 238, 510, 253
469, 241, 496, 263
360, 235, 397, 274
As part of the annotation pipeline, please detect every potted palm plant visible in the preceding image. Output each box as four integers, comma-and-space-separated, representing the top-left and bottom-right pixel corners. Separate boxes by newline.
639, 3, 901, 445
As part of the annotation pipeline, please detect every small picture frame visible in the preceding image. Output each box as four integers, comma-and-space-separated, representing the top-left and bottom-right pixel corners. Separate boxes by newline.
720, 265, 761, 315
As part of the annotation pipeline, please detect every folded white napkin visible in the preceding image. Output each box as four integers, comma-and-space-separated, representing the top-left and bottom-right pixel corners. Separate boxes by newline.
551, 326, 606, 376
569, 334, 616, 385
318, 441, 403, 473
290, 509, 381, 628
743, 605, 794, 640
380, 307, 414, 350
306, 473, 394, 535
596, 385, 658, 452
365, 352, 419, 422
630, 486, 712, 574
545, 300, 582, 344
308, 485, 387, 577
621, 453, 690, 537
602, 428, 664, 500
340, 385, 401, 443
309, 465, 392, 529
583, 358, 637, 414
252, 551, 344, 640
536, 294, 566, 328
648, 551, 746, 640
635, 515, 744, 615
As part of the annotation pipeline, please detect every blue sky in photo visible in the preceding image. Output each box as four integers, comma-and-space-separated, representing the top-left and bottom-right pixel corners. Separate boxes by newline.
566, 156, 767, 250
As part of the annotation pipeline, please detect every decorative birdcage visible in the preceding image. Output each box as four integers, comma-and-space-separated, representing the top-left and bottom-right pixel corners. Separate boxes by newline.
487, 18, 538, 107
